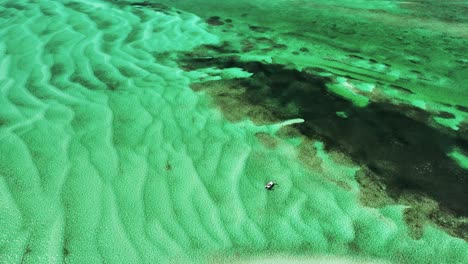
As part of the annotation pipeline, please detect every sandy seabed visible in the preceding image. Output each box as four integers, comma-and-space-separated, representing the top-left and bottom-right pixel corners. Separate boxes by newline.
0, 1, 467, 263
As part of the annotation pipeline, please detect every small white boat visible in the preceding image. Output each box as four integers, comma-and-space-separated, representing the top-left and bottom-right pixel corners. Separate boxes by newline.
265, 181, 276, 190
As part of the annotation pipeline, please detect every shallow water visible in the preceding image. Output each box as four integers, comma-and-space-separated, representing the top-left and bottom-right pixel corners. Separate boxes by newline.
0, 1, 467, 263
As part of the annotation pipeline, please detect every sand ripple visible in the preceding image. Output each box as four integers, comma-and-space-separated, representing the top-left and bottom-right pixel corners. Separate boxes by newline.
0, 1, 466, 264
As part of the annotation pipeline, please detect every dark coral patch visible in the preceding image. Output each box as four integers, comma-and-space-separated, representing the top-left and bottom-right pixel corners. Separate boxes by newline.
248, 25, 270, 33
437, 111, 456, 119
206, 16, 224, 26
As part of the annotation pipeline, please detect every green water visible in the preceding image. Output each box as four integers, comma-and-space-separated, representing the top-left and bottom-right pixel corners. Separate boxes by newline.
0, 0, 467, 263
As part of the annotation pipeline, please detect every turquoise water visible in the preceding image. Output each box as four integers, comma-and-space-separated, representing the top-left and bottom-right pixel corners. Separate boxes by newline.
0, 1, 467, 263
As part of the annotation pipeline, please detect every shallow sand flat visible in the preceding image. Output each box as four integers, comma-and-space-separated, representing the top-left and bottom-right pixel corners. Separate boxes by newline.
0, 1, 467, 264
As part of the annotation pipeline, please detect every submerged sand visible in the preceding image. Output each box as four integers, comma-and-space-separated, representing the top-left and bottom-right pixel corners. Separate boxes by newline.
0, 0, 467, 263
